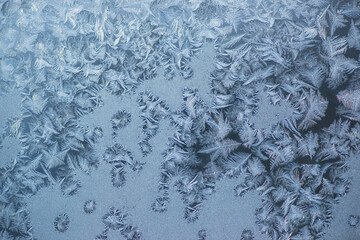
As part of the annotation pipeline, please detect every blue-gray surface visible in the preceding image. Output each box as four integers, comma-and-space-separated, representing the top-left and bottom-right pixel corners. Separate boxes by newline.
0, 0, 360, 240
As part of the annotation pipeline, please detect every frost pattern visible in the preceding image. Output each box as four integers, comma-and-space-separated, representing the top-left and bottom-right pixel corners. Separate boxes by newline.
103, 143, 143, 188
0, 0, 360, 239
102, 207, 142, 239
111, 110, 131, 131
348, 215, 360, 227
53, 213, 70, 233
83, 200, 96, 214
240, 229, 254, 240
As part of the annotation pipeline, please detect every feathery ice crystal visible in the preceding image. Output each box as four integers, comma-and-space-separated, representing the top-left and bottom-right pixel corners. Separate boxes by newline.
0, 0, 360, 239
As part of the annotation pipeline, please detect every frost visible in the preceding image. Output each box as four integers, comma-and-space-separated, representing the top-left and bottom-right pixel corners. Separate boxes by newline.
347, 20, 360, 50
198, 138, 241, 161
1, 0, 360, 239
111, 110, 131, 134
60, 175, 81, 196
348, 215, 360, 227
337, 88, 360, 112
83, 199, 96, 214
240, 229, 254, 240
322, 37, 348, 58
54, 213, 70, 233
295, 131, 319, 159
298, 90, 328, 130
102, 207, 127, 230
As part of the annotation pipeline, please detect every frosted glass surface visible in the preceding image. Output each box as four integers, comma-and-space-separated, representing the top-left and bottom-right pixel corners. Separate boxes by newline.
0, 1, 360, 240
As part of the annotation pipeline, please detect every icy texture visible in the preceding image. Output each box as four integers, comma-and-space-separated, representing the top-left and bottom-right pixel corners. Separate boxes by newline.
0, 0, 360, 240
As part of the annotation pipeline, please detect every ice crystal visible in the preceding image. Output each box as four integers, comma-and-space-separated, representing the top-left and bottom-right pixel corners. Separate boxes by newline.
240, 229, 254, 240
138, 139, 152, 157
102, 207, 127, 230
198, 229, 206, 240
60, 175, 81, 196
298, 90, 328, 130
151, 196, 169, 213
101, 207, 142, 239
1, 0, 360, 239
83, 199, 96, 214
348, 215, 359, 227
53, 213, 70, 233
337, 88, 360, 112
111, 110, 131, 135
138, 91, 170, 137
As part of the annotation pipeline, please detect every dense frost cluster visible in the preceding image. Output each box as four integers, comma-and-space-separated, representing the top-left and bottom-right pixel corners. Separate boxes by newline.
0, 0, 360, 239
